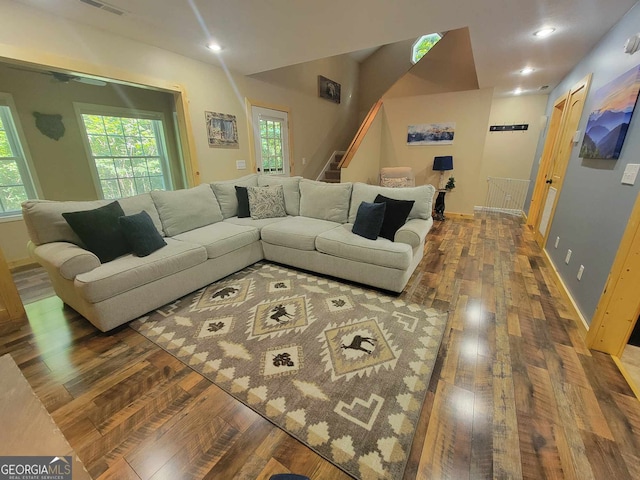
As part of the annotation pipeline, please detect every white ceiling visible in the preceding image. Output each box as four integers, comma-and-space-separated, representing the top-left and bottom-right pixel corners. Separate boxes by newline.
12, 0, 639, 96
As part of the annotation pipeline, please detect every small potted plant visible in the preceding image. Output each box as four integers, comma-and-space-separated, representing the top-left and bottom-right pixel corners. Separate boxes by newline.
445, 176, 456, 191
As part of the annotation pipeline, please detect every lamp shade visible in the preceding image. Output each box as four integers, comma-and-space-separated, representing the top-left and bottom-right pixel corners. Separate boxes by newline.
433, 155, 453, 171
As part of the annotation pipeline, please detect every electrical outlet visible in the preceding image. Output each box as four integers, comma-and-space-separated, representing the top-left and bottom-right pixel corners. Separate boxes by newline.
302, 157, 307, 165
577, 265, 584, 280
555, 236, 560, 248
565, 249, 572, 264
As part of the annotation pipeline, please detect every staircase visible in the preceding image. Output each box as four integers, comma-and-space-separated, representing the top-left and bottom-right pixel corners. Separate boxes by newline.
322, 153, 343, 183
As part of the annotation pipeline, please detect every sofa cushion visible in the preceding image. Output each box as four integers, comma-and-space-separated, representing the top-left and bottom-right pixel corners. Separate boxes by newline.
151, 184, 223, 236
62, 201, 130, 263
261, 216, 340, 251
74, 238, 207, 303
299, 179, 352, 223
247, 185, 287, 220
258, 175, 302, 216
224, 216, 290, 231
352, 201, 386, 240
119, 210, 167, 257
172, 222, 260, 259
316, 224, 412, 270
235, 186, 251, 218
118, 192, 164, 236
348, 183, 436, 224
374, 194, 415, 241
211, 174, 258, 218
22, 199, 108, 246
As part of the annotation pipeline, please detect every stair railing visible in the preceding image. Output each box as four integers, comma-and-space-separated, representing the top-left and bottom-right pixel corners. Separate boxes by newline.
337, 99, 383, 170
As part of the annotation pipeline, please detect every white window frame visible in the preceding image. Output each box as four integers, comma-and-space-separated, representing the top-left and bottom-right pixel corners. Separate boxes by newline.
74, 102, 174, 199
0, 92, 41, 219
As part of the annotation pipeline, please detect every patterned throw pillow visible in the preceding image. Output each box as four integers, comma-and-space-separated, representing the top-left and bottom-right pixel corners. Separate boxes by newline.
246, 185, 287, 220
381, 177, 411, 188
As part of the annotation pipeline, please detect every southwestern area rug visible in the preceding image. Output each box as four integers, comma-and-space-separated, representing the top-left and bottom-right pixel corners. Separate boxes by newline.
130, 262, 448, 480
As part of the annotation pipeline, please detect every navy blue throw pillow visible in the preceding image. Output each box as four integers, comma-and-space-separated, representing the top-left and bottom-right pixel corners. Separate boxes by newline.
62, 201, 129, 262
374, 194, 415, 241
352, 201, 386, 240
235, 186, 251, 218
118, 210, 167, 257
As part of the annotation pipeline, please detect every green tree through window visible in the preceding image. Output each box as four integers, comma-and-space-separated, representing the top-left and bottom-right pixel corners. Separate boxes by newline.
412, 33, 442, 64
80, 112, 172, 199
0, 105, 37, 215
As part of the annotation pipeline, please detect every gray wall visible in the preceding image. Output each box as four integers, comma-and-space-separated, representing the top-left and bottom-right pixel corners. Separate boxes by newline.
526, 2, 640, 322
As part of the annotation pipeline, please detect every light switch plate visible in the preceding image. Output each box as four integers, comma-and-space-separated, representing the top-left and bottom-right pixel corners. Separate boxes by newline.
573, 130, 581, 143
236, 160, 247, 170
622, 163, 639, 185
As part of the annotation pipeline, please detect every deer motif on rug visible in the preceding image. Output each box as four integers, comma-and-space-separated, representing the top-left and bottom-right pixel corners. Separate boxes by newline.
341, 335, 376, 354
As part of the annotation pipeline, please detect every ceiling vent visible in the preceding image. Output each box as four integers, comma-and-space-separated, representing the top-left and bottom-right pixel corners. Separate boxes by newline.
79, 0, 125, 16
539, 85, 549, 91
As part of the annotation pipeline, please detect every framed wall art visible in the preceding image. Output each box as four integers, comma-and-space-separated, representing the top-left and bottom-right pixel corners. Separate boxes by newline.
580, 63, 640, 159
205, 111, 239, 148
318, 75, 341, 104
407, 122, 455, 145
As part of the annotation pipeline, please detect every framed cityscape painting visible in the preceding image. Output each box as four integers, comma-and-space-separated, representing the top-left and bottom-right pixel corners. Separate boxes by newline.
580, 63, 640, 159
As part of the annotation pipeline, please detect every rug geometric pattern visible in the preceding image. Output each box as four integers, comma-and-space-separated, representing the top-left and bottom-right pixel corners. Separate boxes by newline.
130, 262, 448, 480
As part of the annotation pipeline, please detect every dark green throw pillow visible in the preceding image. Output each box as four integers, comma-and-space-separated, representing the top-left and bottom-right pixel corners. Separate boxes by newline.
62, 201, 130, 263
352, 201, 386, 240
374, 194, 415, 241
119, 210, 167, 257
235, 186, 251, 218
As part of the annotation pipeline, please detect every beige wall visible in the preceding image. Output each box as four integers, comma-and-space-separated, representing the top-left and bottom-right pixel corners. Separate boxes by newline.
358, 39, 414, 118
248, 55, 360, 180
341, 105, 384, 185
479, 95, 549, 196
380, 89, 494, 214
0, 0, 360, 263
0, 63, 183, 200
366, 90, 548, 216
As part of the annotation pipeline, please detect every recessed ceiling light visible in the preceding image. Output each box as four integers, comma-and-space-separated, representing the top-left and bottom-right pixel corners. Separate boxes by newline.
520, 67, 535, 75
534, 27, 556, 38
207, 43, 222, 52
514, 88, 523, 95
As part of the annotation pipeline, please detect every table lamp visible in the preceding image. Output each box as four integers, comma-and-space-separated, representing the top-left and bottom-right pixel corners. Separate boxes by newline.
433, 155, 453, 190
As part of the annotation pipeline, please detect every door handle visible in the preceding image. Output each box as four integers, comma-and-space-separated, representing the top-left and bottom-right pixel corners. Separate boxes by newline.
545, 179, 553, 184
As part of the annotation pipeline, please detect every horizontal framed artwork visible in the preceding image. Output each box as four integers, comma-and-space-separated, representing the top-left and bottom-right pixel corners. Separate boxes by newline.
407, 122, 455, 145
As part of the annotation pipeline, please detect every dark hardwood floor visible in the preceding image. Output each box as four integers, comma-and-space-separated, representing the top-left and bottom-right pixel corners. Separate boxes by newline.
3, 212, 640, 479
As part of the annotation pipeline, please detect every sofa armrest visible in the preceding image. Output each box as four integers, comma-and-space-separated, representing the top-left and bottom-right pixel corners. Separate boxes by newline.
395, 218, 433, 248
31, 241, 101, 280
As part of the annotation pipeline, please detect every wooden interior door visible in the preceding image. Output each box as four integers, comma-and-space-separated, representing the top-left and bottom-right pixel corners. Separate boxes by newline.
532, 74, 591, 247
527, 93, 567, 230
587, 191, 640, 355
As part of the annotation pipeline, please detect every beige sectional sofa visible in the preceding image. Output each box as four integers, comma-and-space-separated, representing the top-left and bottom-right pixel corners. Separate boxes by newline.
22, 175, 435, 332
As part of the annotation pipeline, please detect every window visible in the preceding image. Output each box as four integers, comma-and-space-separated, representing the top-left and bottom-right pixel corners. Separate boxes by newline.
411, 33, 443, 64
77, 105, 173, 199
0, 96, 38, 217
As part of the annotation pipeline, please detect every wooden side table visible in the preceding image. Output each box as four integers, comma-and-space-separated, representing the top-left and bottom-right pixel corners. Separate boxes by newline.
0, 354, 92, 479
0, 247, 26, 335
